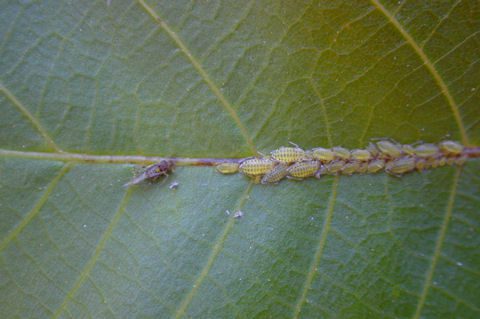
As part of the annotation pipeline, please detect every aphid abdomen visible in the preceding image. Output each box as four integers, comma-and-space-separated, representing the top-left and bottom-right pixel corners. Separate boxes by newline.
270, 147, 306, 163
351, 149, 372, 161
439, 141, 464, 155
332, 146, 351, 160
287, 160, 320, 178
376, 140, 403, 158
261, 163, 289, 184
310, 147, 335, 162
415, 159, 426, 171
401, 144, 416, 156
216, 162, 240, 174
341, 161, 360, 175
367, 159, 385, 173
356, 162, 368, 174
414, 143, 439, 158
239, 158, 275, 176
326, 160, 345, 174
385, 157, 415, 175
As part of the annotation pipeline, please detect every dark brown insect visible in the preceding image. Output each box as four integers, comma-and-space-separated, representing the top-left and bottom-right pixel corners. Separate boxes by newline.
124, 160, 175, 187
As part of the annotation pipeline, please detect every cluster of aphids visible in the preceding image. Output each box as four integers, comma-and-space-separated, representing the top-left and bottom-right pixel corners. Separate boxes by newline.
216, 140, 468, 184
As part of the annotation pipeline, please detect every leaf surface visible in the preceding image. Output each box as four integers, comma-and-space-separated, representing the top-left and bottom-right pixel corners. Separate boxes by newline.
1, 0, 479, 318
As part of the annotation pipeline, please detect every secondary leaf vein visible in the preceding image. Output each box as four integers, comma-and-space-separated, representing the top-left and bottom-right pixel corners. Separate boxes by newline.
136, 0, 257, 154
412, 167, 461, 319
369, 0, 470, 146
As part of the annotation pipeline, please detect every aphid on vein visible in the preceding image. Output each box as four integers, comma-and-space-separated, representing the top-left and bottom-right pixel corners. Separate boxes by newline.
332, 146, 351, 160
287, 160, 320, 178
439, 141, 464, 155
261, 163, 289, 184
270, 146, 307, 163
385, 157, 415, 176
414, 143, 439, 158
124, 160, 175, 187
325, 160, 345, 175
367, 159, 385, 173
351, 149, 372, 161
310, 147, 335, 162
341, 161, 360, 175
401, 144, 416, 156
239, 158, 275, 176
376, 140, 403, 158
216, 162, 240, 174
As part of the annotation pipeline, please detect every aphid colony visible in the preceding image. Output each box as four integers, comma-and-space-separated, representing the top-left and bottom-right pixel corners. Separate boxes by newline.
216, 141, 468, 184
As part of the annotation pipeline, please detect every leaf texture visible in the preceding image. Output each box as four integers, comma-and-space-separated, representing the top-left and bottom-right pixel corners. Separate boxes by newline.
0, 0, 479, 318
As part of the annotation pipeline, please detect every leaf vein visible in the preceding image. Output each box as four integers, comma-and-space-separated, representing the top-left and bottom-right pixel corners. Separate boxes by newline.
412, 167, 461, 319
292, 176, 339, 319
136, 0, 256, 154
369, 0, 470, 145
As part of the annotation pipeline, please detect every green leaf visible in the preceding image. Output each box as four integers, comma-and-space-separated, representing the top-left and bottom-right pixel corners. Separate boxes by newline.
1, 1, 479, 318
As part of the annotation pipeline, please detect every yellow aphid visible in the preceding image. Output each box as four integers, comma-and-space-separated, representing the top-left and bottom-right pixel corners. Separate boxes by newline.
239, 158, 275, 176
261, 163, 288, 184
385, 157, 415, 175
332, 146, 351, 160
376, 140, 403, 158
325, 160, 345, 174
414, 143, 439, 158
366, 143, 379, 157
367, 159, 385, 173
216, 162, 240, 174
341, 161, 360, 175
287, 160, 320, 178
401, 144, 416, 156
270, 146, 306, 163
439, 141, 464, 155
310, 147, 335, 162
416, 159, 426, 171
351, 149, 372, 161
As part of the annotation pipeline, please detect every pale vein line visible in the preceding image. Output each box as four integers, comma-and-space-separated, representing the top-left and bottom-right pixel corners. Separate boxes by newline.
292, 176, 339, 319
136, 0, 257, 154
369, 0, 470, 146
0, 149, 244, 166
310, 79, 333, 147
0, 83, 61, 151
174, 181, 254, 319
0, 164, 71, 252
52, 188, 133, 319
412, 167, 461, 319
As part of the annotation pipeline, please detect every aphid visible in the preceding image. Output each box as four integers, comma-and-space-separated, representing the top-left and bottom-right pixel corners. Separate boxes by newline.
325, 160, 345, 175
446, 157, 456, 166
239, 158, 275, 176
401, 144, 416, 156
439, 141, 464, 155
332, 146, 351, 160
216, 162, 240, 174
367, 159, 385, 173
124, 160, 175, 187
351, 149, 372, 161
366, 143, 379, 157
416, 159, 426, 171
385, 157, 415, 176
310, 147, 335, 162
270, 146, 307, 163
341, 161, 360, 175
414, 143, 439, 158
287, 160, 320, 178
356, 162, 368, 174
261, 163, 289, 184
376, 140, 403, 158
